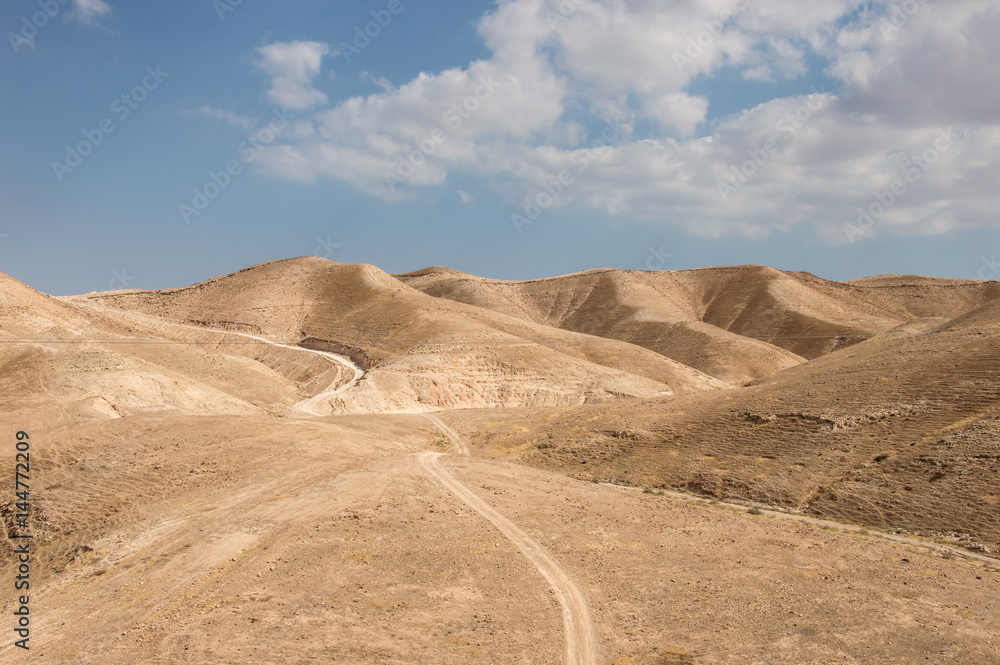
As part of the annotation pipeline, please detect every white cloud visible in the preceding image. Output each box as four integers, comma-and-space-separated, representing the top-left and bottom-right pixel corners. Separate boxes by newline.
187, 105, 256, 131
243, 0, 1000, 242
68, 0, 113, 27
458, 190, 474, 204
827, 0, 1000, 126
255, 41, 331, 111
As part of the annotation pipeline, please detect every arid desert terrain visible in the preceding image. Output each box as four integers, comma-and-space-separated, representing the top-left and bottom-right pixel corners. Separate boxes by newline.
1, 257, 999, 664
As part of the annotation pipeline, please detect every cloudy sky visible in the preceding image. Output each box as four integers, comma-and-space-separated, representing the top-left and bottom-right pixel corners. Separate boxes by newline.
3, 0, 999, 294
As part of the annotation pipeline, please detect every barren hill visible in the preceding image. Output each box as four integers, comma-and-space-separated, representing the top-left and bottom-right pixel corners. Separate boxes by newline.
458, 308, 1000, 555
398, 265, 1000, 383
0, 270, 348, 425
72, 258, 722, 413
2, 260, 999, 665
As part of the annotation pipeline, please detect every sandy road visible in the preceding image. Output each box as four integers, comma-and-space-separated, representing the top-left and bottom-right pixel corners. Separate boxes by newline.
421, 413, 597, 665
281, 344, 364, 415
109, 316, 597, 664
73, 301, 366, 416
419, 452, 597, 665
422, 413, 469, 455
161, 325, 365, 416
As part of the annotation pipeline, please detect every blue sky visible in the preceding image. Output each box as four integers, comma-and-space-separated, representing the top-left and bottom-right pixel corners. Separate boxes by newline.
2, 0, 999, 295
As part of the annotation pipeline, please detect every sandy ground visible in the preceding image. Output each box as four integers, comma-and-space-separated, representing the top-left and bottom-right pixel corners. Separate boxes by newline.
2, 260, 1000, 663
2, 412, 998, 664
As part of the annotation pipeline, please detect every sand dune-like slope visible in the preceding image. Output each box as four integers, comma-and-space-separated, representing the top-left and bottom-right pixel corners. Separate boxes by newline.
463, 314, 1000, 554
0, 272, 352, 424
398, 266, 804, 383
934, 296, 1000, 332
0, 270, 96, 338
2, 261, 1000, 664
398, 265, 1000, 383
76, 258, 722, 413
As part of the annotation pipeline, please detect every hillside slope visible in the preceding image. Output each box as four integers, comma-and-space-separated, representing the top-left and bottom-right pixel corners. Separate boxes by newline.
1, 261, 999, 664
456, 315, 1000, 554
398, 265, 1000, 383
74, 258, 723, 413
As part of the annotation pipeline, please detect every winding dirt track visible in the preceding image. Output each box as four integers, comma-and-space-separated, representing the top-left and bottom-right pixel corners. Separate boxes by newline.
152, 323, 599, 665
162, 325, 365, 416
419, 452, 597, 665
422, 413, 469, 455
420, 413, 597, 665
604, 483, 1000, 566
82, 302, 366, 416
72, 302, 367, 416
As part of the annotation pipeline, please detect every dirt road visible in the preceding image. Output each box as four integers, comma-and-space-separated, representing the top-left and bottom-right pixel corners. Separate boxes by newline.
419, 451, 597, 665
422, 413, 469, 455
604, 483, 1000, 566
167, 325, 365, 416
171, 327, 599, 664
75, 301, 367, 416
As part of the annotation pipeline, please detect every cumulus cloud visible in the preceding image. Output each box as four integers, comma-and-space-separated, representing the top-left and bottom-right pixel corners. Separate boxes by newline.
255, 41, 331, 110
243, 0, 1000, 242
828, 0, 1000, 126
68, 0, 113, 26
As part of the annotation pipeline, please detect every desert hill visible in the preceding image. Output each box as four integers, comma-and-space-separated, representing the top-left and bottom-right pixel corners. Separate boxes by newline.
397, 264, 1000, 383
397, 265, 805, 383
2, 259, 999, 664
74, 258, 722, 413
0, 270, 95, 337
43, 258, 1000, 553
456, 306, 1000, 554
0, 269, 360, 425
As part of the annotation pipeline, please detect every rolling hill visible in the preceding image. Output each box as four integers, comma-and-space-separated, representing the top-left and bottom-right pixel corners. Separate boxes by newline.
2, 259, 999, 664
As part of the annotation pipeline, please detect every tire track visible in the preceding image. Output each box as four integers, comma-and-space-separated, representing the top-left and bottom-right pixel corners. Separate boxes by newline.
66, 306, 595, 662
422, 413, 469, 455
419, 452, 597, 665
159, 324, 365, 416
419, 416, 597, 665
197, 334, 598, 663
71, 302, 365, 416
